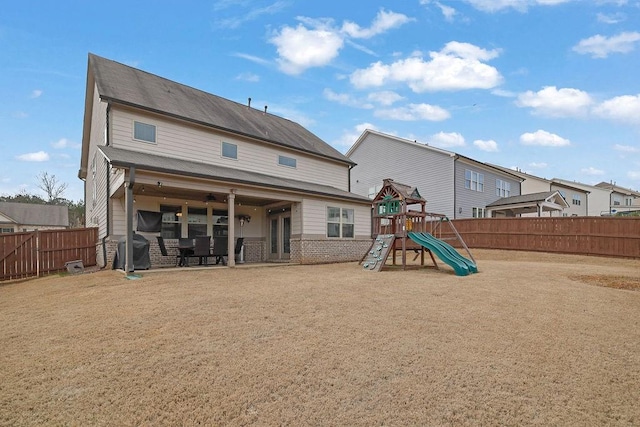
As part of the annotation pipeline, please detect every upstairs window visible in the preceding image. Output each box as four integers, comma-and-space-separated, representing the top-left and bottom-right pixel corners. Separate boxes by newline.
222, 142, 238, 159
133, 121, 156, 143
572, 194, 581, 206
278, 155, 296, 168
465, 170, 484, 192
496, 179, 511, 197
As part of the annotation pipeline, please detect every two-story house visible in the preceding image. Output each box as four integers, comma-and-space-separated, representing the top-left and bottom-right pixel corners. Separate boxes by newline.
595, 182, 640, 215
79, 54, 372, 270
347, 129, 523, 219
487, 166, 582, 216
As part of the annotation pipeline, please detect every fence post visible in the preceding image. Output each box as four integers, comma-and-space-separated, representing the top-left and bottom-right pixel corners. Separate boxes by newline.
36, 230, 40, 278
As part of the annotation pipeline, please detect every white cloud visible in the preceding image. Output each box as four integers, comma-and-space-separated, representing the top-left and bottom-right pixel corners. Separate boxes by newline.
374, 103, 450, 121
593, 94, 640, 124
474, 139, 499, 152
232, 52, 271, 66
597, 12, 626, 24
614, 144, 640, 153
341, 9, 413, 39
266, 103, 315, 128
492, 88, 517, 97
214, 1, 289, 29
12, 111, 28, 119
30, 89, 43, 99
628, 171, 640, 181
426, 1, 458, 21
464, 0, 572, 12
427, 131, 465, 148
516, 86, 593, 117
529, 162, 548, 168
323, 88, 373, 109
17, 151, 50, 162
270, 22, 344, 74
51, 138, 80, 149
520, 130, 571, 147
581, 166, 605, 175
573, 32, 640, 58
235, 72, 260, 82
350, 42, 502, 92
333, 122, 378, 151
367, 91, 404, 106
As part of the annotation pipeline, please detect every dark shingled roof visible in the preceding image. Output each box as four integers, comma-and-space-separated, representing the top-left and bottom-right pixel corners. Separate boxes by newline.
89, 54, 352, 165
0, 202, 69, 227
99, 146, 370, 204
486, 191, 564, 207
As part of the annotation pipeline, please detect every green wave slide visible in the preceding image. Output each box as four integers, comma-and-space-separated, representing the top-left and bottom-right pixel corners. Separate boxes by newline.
407, 232, 478, 276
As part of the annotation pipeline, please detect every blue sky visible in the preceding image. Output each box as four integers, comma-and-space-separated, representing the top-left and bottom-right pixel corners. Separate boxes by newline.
1, 0, 639, 202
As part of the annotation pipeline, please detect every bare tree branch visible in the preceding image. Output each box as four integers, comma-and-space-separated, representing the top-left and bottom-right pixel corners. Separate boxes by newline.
36, 171, 68, 203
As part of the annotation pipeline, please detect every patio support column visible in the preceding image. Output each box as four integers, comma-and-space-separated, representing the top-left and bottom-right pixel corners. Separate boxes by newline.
125, 167, 135, 273
227, 191, 236, 267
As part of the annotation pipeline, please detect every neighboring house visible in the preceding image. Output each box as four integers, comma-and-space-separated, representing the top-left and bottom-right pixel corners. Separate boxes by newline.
0, 202, 69, 233
594, 182, 640, 215
552, 178, 612, 216
79, 54, 372, 269
347, 129, 522, 219
490, 166, 588, 216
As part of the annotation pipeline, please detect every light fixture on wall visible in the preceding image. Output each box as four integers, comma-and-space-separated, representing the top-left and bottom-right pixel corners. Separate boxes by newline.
458, 207, 462, 214
157, 181, 163, 188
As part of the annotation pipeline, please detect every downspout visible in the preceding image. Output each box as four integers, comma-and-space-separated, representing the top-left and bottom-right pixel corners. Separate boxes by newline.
102, 105, 111, 268
453, 156, 457, 219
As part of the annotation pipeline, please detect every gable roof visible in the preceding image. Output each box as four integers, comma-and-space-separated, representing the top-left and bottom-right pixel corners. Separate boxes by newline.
347, 129, 522, 181
487, 191, 570, 208
373, 178, 425, 203
81, 54, 352, 177
0, 202, 69, 227
595, 182, 640, 197
99, 146, 370, 204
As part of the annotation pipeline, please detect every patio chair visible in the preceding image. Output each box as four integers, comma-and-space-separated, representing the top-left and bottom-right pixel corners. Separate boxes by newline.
157, 236, 181, 267
211, 236, 228, 265
192, 236, 212, 265
234, 237, 244, 259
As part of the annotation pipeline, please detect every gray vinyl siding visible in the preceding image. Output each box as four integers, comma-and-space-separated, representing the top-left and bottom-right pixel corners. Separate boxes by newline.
454, 160, 521, 218
349, 133, 455, 217
85, 84, 109, 238
110, 107, 350, 191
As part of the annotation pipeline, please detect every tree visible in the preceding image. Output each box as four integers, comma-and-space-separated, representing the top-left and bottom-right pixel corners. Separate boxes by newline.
37, 171, 68, 204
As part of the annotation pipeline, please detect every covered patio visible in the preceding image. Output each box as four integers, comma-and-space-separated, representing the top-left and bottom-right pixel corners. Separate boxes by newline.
487, 191, 570, 217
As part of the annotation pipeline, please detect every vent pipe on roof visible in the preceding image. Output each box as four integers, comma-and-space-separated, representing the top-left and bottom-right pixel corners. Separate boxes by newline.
264, 105, 268, 114
247, 97, 251, 109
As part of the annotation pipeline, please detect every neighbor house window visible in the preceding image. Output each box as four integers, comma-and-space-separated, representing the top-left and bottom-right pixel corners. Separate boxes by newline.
625, 197, 633, 206
133, 121, 156, 143
613, 195, 621, 206
572, 194, 581, 206
222, 142, 237, 159
1, 227, 14, 234
496, 179, 511, 197
278, 155, 296, 168
465, 170, 484, 192
472, 207, 486, 218
327, 207, 354, 238
160, 205, 182, 239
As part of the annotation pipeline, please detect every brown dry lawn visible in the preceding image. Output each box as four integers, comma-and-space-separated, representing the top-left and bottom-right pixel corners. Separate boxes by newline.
1, 249, 639, 426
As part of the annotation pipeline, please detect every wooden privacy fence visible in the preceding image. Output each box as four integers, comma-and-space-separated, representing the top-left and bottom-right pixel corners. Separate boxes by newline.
0, 228, 98, 281
436, 217, 640, 259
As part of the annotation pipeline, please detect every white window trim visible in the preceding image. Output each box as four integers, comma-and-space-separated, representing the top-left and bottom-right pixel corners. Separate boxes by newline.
327, 206, 355, 238
132, 120, 157, 144
465, 169, 484, 192
221, 141, 238, 160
